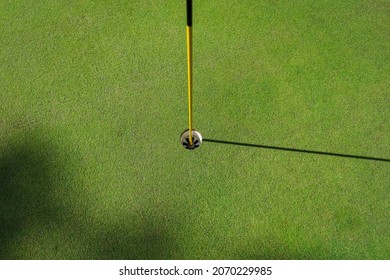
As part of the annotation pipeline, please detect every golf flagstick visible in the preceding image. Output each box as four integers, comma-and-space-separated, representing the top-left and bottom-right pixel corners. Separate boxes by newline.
187, 0, 193, 146
180, 0, 202, 150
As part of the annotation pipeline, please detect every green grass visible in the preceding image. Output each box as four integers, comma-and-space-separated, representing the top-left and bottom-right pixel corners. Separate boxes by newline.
0, 0, 389, 259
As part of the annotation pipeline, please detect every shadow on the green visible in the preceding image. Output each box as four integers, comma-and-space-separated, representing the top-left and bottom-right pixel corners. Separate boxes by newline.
0, 128, 178, 259
0, 131, 64, 259
92, 215, 180, 259
203, 139, 390, 163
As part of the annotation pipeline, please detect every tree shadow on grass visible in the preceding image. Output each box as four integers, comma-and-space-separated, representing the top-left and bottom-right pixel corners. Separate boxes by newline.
91, 215, 181, 259
0, 127, 179, 259
0, 130, 66, 258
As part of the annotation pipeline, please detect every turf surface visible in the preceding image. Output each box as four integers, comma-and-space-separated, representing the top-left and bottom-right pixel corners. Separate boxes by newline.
0, 0, 389, 259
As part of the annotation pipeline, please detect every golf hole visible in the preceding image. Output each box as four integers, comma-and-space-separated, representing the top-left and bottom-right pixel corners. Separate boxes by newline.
180, 129, 202, 150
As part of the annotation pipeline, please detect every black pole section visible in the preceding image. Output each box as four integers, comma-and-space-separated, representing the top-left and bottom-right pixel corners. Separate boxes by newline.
186, 0, 193, 26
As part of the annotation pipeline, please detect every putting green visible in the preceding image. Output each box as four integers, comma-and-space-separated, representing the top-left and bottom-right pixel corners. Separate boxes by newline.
0, 0, 389, 259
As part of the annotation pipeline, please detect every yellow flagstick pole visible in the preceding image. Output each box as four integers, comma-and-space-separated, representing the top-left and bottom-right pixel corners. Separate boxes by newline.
180, 0, 202, 150
186, 0, 193, 146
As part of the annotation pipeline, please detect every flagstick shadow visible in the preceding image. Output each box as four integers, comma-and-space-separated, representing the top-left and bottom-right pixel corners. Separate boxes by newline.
203, 139, 390, 163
